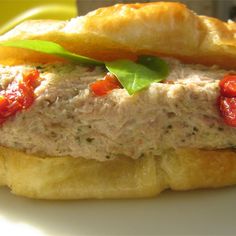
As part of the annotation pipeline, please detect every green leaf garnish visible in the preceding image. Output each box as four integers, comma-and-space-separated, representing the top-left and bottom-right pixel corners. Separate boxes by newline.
137, 55, 169, 78
105, 56, 169, 95
0, 40, 103, 66
0, 40, 169, 95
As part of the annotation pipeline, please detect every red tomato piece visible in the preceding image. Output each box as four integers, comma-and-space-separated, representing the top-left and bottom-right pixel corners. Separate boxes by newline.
219, 96, 236, 127
23, 69, 40, 88
18, 83, 35, 108
0, 69, 40, 125
90, 73, 122, 96
0, 95, 9, 110
0, 95, 10, 121
219, 74, 236, 97
3, 100, 21, 117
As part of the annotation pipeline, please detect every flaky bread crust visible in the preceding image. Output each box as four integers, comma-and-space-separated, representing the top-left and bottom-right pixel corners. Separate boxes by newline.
0, 2, 235, 68
1, 146, 236, 199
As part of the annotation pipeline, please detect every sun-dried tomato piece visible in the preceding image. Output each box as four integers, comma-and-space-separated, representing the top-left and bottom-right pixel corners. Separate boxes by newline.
219, 96, 236, 127
0, 95, 9, 110
90, 73, 122, 96
219, 74, 236, 97
18, 82, 35, 108
0, 69, 40, 124
23, 69, 40, 88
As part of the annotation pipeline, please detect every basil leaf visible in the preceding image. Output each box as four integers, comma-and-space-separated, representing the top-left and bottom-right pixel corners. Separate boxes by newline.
137, 55, 169, 78
105, 56, 169, 95
0, 40, 103, 66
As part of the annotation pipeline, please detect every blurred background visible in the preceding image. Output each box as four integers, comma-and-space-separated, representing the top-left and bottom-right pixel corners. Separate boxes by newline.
0, 0, 235, 35
78, 0, 236, 20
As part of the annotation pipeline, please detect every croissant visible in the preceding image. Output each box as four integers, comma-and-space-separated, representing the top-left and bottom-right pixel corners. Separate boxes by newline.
0, 2, 236, 199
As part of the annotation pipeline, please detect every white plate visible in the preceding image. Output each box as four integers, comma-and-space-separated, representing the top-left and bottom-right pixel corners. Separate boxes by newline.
1, 186, 236, 236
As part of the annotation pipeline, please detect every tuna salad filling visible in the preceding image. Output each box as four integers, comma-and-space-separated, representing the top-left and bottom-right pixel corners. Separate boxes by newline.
0, 58, 235, 161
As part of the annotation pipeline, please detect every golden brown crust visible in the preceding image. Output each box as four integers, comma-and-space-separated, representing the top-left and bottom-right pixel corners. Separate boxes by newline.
0, 2, 235, 68
1, 146, 236, 199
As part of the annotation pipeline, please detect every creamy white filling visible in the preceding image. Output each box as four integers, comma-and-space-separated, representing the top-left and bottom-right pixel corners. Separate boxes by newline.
0, 59, 235, 161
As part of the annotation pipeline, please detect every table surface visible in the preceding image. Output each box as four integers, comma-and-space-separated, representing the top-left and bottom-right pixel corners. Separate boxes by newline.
1, 186, 236, 236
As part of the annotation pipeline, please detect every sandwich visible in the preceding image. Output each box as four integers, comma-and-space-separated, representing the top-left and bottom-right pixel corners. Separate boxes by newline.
0, 2, 236, 199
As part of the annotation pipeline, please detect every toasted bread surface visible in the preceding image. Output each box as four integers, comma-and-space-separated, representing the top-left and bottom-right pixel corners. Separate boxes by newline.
1, 146, 236, 199
0, 2, 235, 68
